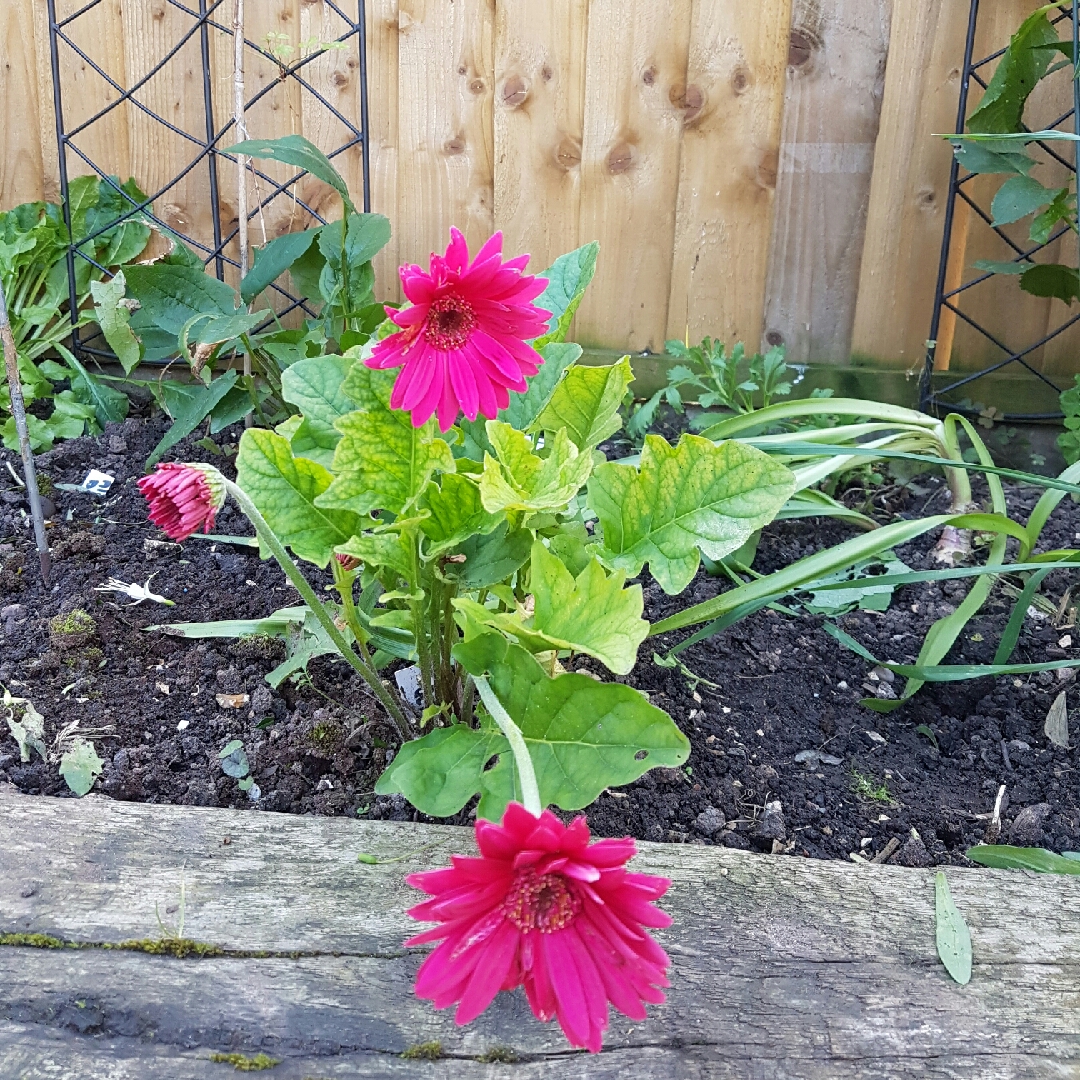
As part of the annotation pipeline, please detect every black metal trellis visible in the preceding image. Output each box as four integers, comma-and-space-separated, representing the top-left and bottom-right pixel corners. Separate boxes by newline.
46, 0, 371, 363
921, 0, 1080, 423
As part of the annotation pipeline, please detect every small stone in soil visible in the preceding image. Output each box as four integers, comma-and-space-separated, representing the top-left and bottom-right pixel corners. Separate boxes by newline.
753, 800, 786, 850
693, 806, 725, 836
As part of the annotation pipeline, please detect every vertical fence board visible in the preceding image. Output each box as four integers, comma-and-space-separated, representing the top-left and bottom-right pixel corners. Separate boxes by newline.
367, 0, 401, 302
851, 0, 972, 369
492, 0, 587, 277
1, 0, 45, 208
575, 0, 692, 353
396, 0, 495, 270
664, 0, 791, 353
762, 0, 891, 364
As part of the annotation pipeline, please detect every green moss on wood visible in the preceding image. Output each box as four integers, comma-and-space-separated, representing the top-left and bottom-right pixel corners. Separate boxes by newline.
477, 1046, 520, 1063
208, 1051, 281, 1071
401, 1041, 443, 1060
0, 932, 67, 948
112, 937, 226, 958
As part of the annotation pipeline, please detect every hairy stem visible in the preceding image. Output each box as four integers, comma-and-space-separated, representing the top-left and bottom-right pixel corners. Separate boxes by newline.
474, 675, 541, 817
408, 536, 436, 708
221, 478, 411, 739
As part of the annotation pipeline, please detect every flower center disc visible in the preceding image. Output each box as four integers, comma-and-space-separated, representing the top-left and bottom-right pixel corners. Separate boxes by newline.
424, 294, 476, 351
503, 869, 582, 933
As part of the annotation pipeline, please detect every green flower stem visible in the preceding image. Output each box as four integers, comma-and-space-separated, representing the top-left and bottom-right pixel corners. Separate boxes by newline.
408, 535, 435, 708
473, 675, 542, 818
220, 477, 412, 740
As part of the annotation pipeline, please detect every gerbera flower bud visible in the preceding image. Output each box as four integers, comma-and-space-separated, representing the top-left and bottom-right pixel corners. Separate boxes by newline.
367, 229, 551, 432
137, 462, 226, 542
405, 803, 672, 1053
334, 551, 362, 572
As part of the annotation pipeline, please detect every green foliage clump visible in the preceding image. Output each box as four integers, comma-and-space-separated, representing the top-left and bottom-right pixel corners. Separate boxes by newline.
48, 608, 97, 647
851, 769, 893, 805
0, 932, 68, 949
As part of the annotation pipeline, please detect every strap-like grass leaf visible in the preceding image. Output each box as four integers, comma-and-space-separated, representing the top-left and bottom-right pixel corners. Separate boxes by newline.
967, 845, 1080, 874
935, 871, 972, 986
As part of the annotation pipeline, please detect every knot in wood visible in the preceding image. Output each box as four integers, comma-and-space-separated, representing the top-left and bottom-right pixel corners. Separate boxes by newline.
444, 137, 466, 157
607, 141, 634, 175
554, 136, 582, 171
642, 65, 657, 87
730, 68, 750, 96
469, 78, 486, 95
788, 28, 817, 68
502, 75, 528, 108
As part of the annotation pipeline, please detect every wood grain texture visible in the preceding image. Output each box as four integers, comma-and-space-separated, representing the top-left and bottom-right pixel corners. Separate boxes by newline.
492, 0, 588, 276
367, 0, 401, 302
762, 0, 892, 364
666, 0, 792, 352
0, 0, 45, 208
574, 0, 693, 353
2, 788, 1078, 1079
851, 0, 973, 368
396, 0, 495, 269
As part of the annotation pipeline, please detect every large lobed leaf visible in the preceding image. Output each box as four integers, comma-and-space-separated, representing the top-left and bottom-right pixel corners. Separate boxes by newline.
453, 541, 647, 674
478, 421, 593, 514
538, 357, 633, 450
280, 353, 357, 468
589, 434, 796, 594
317, 366, 455, 516
236, 428, 362, 567
533, 242, 599, 348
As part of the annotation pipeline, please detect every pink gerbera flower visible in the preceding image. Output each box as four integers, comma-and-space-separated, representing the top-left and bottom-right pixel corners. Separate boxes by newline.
367, 229, 550, 432
137, 462, 225, 542
405, 803, 672, 1053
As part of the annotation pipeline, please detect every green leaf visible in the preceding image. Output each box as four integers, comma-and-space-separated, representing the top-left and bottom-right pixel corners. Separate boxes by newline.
90, 271, 142, 373
125, 263, 238, 361
146, 606, 309, 640
441, 522, 533, 589
336, 528, 412, 581
148, 370, 238, 468
225, 135, 355, 215
208, 384, 258, 433
457, 342, 584, 458
966, 845, 1080, 874
967, 10, 1058, 136
318, 369, 456, 516
236, 428, 362, 567
66, 354, 129, 427
374, 725, 508, 817
1021, 263, 1080, 304
58, 739, 103, 797
538, 357, 633, 450
241, 227, 320, 304
990, 175, 1061, 226
455, 541, 647, 674
470, 644, 690, 820
533, 242, 598, 347
951, 141, 1035, 176
280, 353, 357, 468
3, 414, 54, 453
48, 390, 97, 439
935, 871, 972, 986
973, 259, 1032, 275
418, 473, 503, 557
589, 434, 796, 595
479, 422, 593, 514
218, 740, 250, 778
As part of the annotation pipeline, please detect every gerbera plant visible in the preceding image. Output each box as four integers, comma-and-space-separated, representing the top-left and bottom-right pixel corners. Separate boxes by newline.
139, 230, 797, 1046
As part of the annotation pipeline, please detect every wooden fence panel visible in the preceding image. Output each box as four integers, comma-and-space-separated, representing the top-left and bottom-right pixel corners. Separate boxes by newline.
1, 0, 1079, 389
762, 0, 892, 365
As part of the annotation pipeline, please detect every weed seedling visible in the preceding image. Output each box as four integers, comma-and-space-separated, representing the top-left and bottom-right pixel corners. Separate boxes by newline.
851, 769, 893, 804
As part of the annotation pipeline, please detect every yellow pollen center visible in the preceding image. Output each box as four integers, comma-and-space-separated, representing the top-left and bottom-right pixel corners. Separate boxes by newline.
424, 294, 476, 351
503, 868, 581, 933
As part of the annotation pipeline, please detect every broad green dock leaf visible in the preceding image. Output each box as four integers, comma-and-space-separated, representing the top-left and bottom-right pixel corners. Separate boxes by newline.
318, 366, 455, 516
454, 542, 647, 674
280, 353, 356, 468
237, 428, 361, 567
539, 357, 632, 450
479, 422, 592, 514
458, 643, 689, 820
589, 434, 795, 594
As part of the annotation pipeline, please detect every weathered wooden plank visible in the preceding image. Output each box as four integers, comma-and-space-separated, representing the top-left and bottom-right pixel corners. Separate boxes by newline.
0, 0, 45, 209
492, 0, 588, 276
851, 0, 974, 368
1, 789, 1079, 1078
762, 0, 892, 364
367, 0, 401, 303
395, 0, 495, 268
574, 0, 693, 353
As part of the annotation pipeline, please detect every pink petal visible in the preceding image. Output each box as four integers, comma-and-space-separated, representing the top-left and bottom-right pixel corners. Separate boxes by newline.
454, 919, 520, 1025
448, 351, 480, 421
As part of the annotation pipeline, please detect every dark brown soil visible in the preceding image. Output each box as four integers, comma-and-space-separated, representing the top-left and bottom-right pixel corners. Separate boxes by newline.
2, 417, 1078, 867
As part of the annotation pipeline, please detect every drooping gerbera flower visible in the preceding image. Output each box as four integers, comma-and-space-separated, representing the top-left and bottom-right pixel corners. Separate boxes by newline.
367, 229, 550, 432
137, 462, 225, 542
405, 803, 672, 1053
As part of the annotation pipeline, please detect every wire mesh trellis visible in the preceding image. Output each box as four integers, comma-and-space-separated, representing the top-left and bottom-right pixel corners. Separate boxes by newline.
45, 0, 371, 364
921, 0, 1080, 423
